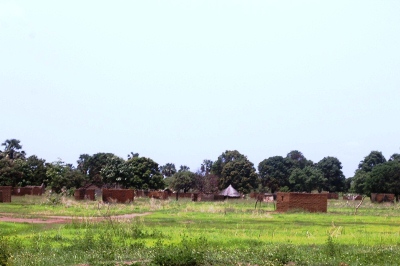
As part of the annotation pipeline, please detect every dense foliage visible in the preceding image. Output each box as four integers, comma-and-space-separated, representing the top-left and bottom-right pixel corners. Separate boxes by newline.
0, 138, 399, 197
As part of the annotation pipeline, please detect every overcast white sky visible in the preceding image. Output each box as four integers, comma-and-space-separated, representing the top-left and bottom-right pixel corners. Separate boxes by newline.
1, 1, 399, 177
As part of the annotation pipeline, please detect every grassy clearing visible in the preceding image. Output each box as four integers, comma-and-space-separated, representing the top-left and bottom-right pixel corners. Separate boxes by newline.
1, 196, 400, 265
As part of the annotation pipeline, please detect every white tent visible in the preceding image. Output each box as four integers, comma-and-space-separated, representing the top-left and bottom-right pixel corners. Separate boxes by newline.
219, 185, 241, 198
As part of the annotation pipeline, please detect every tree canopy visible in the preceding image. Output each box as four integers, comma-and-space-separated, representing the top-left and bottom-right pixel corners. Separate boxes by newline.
316, 156, 345, 192
212, 150, 258, 194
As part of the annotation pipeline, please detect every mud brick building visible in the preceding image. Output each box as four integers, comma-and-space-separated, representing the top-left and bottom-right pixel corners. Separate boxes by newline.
74, 188, 96, 201
102, 189, 134, 203
0, 186, 12, 203
276, 192, 327, 213
370, 193, 395, 203
13, 184, 45, 196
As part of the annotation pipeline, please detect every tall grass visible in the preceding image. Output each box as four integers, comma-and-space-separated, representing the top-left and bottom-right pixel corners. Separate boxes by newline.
1, 197, 400, 265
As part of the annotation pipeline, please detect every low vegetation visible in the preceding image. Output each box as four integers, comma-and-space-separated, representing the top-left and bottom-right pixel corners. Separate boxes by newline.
1, 196, 400, 265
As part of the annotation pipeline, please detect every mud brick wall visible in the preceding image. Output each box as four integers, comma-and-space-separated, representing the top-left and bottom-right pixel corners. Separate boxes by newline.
13, 187, 32, 196
74, 189, 96, 201
213, 195, 226, 201
0, 186, 12, 203
32, 185, 45, 195
371, 193, 395, 203
276, 192, 327, 213
85, 189, 95, 200
178, 193, 193, 198
135, 190, 145, 197
74, 189, 85, 200
327, 193, 339, 200
148, 191, 169, 200
102, 189, 134, 203
13, 186, 45, 196
199, 194, 214, 201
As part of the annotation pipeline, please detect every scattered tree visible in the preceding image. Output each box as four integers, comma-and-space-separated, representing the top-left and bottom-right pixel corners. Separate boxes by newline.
317, 156, 345, 192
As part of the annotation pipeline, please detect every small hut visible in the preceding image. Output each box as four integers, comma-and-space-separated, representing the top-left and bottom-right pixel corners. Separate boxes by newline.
219, 185, 241, 198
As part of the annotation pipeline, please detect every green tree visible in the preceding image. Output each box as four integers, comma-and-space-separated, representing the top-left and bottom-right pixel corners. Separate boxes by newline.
316, 156, 345, 192
211, 150, 247, 177
258, 156, 292, 193
122, 157, 164, 190
178, 165, 190, 172
46, 160, 86, 193
289, 166, 326, 193
77, 153, 117, 186
160, 163, 177, 177
351, 170, 369, 194
286, 150, 313, 170
1, 139, 26, 160
351, 151, 387, 194
212, 150, 258, 194
364, 161, 400, 200
389, 153, 400, 162
127, 152, 139, 160
170, 171, 196, 193
100, 155, 126, 186
200, 159, 213, 175
0, 158, 27, 186
357, 151, 386, 173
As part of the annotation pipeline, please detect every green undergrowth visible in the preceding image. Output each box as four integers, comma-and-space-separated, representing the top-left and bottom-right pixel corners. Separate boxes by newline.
1, 197, 400, 265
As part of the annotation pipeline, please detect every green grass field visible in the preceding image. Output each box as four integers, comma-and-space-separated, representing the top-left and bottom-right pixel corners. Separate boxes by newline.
1, 196, 400, 265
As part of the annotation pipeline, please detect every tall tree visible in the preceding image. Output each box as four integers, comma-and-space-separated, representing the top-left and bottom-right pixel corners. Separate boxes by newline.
212, 150, 258, 194
0, 158, 27, 186
77, 153, 117, 186
286, 150, 313, 170
99, 155, 126, 186
24, 155, 47, 186
159, 163, 177, 177
357, 151, 386, 173
122, 157, 164, 190
352, 151, 387, 194
389, 153, 400, 162
178, 165, 190, 172
127, 152, 139, 160
46, 160, 86, 193
211, 150, 246, 177
364, 161, 400, 200
1, 139, 26, 160
200, 159, 213, 175
258, 156, 292, 193
170, 171, 195, 193
317, 156, 345, 192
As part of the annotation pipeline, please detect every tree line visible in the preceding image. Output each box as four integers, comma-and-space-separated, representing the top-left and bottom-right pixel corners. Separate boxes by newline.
0, 139, 399, 199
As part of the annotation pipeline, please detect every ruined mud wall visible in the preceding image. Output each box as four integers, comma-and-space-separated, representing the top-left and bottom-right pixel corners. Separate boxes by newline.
0, 186, 12, 203
13, 186, 45, 196
326, 193, 338, 200
102, 189, 134, 203
74, 189, 96, 201
370, 193, 395, 203
276, 192, 327, 213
